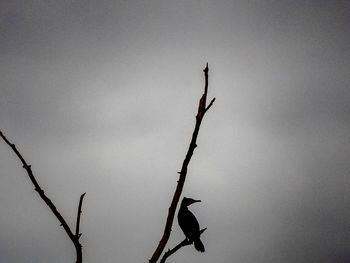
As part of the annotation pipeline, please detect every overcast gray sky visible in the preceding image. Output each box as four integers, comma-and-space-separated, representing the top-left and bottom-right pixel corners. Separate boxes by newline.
1, 1, 350, 262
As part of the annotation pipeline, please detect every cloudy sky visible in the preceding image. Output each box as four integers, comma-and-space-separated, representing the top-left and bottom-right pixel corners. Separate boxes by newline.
1, 1, 350, 263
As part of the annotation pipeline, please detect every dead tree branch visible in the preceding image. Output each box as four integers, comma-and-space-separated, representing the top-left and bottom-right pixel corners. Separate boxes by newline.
160, 228, 207, 263
160, 239, 190, 263
76, 193, 86, 239
149, 64, 215, 263
0, 131, 86, 263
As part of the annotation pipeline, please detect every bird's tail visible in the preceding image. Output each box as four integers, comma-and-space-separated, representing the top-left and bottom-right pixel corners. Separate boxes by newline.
194, 238, 205, 252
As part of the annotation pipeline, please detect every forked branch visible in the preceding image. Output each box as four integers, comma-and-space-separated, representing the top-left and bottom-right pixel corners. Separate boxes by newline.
160, 228, 207, 263
0, 131, 86, 263
149, 64, 215, 263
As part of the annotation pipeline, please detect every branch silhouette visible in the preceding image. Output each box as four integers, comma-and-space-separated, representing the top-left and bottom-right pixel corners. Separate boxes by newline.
0, 131, 86, 263
149, 64, 215, 263
160, 228, 207, 263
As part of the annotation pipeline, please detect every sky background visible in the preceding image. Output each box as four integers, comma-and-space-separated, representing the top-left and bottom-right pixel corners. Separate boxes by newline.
1, 1, 350, 263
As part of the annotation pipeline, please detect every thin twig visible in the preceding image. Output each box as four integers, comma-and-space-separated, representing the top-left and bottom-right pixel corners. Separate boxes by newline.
149, 64, 215, 263
160, 228, 207, 263
0, 131, 85, 263
76, 193, 86, 238
160, 239, 190, 263
205, 97, 216, 112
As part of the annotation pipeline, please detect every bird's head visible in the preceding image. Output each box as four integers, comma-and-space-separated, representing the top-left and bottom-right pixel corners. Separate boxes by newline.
181, 197, 201, 207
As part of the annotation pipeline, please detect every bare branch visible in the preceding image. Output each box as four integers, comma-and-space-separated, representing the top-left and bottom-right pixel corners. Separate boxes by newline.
160, 239, 191, 263
149, 64, 215, 263
0, 131, 84, 263
76, 193, 86, 238
160, 228, 207, 263
203, 63, 209, 98
205, 97, 216, 112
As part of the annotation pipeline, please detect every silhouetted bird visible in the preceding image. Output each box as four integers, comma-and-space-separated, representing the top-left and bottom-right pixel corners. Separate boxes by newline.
177, 197, 205, 252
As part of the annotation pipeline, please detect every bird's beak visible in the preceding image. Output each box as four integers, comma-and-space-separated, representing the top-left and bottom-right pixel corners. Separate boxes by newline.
193, 199, 201, 204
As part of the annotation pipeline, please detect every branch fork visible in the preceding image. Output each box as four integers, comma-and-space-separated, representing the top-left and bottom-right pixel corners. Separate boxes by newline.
160, 228, 207, 263
0, 131, 86, 263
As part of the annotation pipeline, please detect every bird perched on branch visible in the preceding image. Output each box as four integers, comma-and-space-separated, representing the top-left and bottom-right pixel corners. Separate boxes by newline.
177, 197, 205, 252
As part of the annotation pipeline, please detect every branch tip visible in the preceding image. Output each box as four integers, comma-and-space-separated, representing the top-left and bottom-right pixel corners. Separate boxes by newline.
203, 63, 209, 73
75, 192, 86, 238
200, 227, 207, 235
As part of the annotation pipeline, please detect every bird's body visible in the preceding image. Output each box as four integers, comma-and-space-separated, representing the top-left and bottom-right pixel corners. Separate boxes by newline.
177, 197, 205, 252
